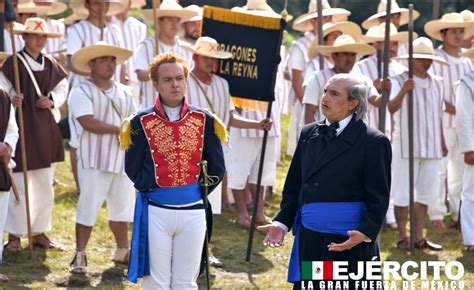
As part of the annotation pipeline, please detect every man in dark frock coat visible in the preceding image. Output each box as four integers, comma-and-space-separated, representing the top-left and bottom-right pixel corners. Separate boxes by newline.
259, 74, 392, 289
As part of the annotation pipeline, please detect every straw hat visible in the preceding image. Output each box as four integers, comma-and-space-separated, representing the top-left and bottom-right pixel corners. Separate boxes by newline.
69, 0, 125, 17
142, 1, 199, 24
362, 22, 416, 44
393, 37, 448, 65
64, 7, 88, 25
33, 0, 68, 16
0, 52, 11, 61
425, 13, 473, 41
17, 1, 49, 15
130, 0, 146, 9
181, 36, 232, 59
313, 34, 376, 57
362, 0, 420, 29
71, 41, 133, 74
307, 21, 362, 59
231, 0, 293, 21
462, 47, 474, 58
183, 5, 202, 23
13, 17, 63, 38
292, 0, 350, 32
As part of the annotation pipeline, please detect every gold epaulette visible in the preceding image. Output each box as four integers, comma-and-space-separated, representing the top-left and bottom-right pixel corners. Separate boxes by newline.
213, 114, 229, 143
119, 116, 136, 150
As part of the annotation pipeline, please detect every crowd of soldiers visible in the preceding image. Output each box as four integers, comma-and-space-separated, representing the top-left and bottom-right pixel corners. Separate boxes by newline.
0, 0, 473, 286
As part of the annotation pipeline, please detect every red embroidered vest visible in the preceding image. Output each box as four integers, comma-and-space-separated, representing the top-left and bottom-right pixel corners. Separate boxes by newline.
140, 110, 206, 187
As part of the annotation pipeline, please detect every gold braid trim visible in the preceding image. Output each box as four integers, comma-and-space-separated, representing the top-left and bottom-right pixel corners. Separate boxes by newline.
119, 116, 136, 150
203, 5, 282, 30
213, 114, 229, 142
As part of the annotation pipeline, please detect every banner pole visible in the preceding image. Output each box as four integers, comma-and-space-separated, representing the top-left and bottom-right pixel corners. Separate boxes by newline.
246, 101, 272, 262
246, 18, 285, 262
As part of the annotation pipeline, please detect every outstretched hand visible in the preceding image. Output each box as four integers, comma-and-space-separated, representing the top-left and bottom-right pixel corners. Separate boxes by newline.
327, 230, 368, 252
257, 224, 285, 247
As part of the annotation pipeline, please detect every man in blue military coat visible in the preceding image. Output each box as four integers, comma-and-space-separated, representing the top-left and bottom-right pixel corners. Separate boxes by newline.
260, 74, 391, 289
121, 52, 225, 289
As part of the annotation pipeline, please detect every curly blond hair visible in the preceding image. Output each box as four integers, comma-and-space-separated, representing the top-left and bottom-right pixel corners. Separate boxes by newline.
149, 52, 189, 84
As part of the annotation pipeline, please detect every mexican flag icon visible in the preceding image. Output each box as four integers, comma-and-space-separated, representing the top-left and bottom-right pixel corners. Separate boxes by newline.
301, 261, 333, 280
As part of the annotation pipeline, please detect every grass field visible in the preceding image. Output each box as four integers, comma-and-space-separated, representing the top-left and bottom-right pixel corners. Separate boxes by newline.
1, 114, 473, 289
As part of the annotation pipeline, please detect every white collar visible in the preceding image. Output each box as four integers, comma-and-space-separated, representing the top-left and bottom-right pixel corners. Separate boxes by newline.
325, 114, 353, 136
162, 103, 182, 122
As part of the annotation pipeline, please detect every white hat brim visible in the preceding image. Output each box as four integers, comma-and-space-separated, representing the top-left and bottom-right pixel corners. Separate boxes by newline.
69, 0, 124, 17
13, 24, 63, 38
45, 2, 68, 16
71, 44, 133, 74
323, 21, 361, 40
315, 43, 376, 57
231, 6, 293, 21
0, 52, 11, 61
130, 0, 146, 9
393, 53, 449, 65
18, 5, 50, 15
362, 8, 420, 29
142, 9, 199, 24
462, 47, 474, 58
292, 8, 351, 32
181, 43, 232, 60
424, 20, 472, 41
362, 31, 416, 44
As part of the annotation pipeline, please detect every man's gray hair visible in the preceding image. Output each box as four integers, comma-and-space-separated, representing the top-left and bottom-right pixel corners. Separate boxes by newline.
348, 83, 368, 122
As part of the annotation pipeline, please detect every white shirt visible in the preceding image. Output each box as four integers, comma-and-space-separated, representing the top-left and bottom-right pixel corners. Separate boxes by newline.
44, 18, 66, 58
187, 73, 235, 126
429, 47, 474, 128
69, 80, 136, 174
3, 25, 24, 54
162, 103, 182, 122
352, 55, 407, 133
288, 32, 316, 104
455, 72, 474, 153
3, 104, 19, 158
67, 20, 125, 87
111, 16, 147, 100
303, 57, 334, 87
390, 72, 444, 159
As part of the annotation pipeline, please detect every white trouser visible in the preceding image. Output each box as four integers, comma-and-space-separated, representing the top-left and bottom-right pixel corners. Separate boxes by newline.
141, 206, 206, 290
386, 200, 396, 224
5, 166, 55, 236
429, 127, 465, 221
461, 165, 474, 245
76, 167, 135, 226
286, 101, 302, 157
0, 190, 10, 262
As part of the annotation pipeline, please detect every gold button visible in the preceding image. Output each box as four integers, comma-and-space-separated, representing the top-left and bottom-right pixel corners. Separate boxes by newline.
151, 149, 155, 153
199, 148, 203, 151
155, 164, 158, 167
195, 174, 199, 178
196, 163, 200, 166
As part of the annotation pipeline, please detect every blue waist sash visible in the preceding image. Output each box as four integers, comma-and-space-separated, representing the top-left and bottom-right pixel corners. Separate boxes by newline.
127, 182, 202, 283
287, 201, 365, 283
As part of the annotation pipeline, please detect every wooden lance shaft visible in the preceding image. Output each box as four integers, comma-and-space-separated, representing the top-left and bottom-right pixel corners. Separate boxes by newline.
9, 24, 33, 252
153, 0, 160, 55
317, 0, 324, 70
378, 0, 392, 133
407, 3, 415, 252
99, 0, 105, 41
